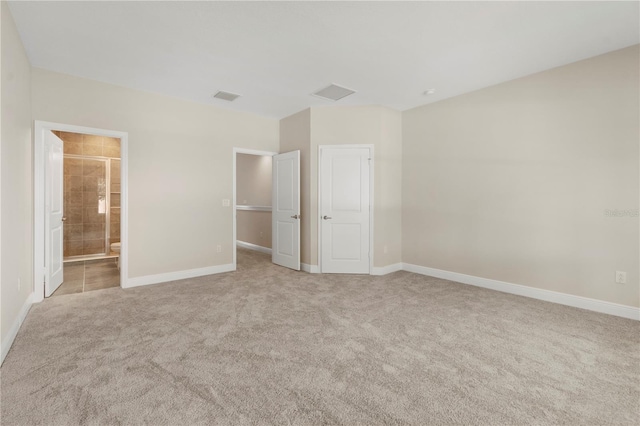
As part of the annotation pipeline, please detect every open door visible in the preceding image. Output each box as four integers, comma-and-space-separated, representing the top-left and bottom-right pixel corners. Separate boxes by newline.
272, 150, 300, 270
320, 146, 371, 274
44, 131, 64, 296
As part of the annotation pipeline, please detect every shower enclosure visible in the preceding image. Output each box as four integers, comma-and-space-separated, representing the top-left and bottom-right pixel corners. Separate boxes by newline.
63, 151, 120, 260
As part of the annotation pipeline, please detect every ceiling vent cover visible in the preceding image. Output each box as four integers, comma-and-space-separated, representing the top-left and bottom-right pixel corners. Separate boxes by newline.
312, 84, 356, 101
213, 91, 241, 102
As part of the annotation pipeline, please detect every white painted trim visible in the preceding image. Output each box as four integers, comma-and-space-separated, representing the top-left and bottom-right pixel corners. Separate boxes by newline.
318, 144, 374, 275
33, 121, 129, 303
236, 205, 272, 212
402, 263, 640, 321
232, 148, 278, 271
301, 263, 320, 274
237, 240, 272, 255
372, 263, 403, 276
233, 148, 278, 157
124, 264, 234, 289
1, 292, 35, 365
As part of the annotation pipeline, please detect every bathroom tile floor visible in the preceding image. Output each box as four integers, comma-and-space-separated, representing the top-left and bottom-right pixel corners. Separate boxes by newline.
53, 258, 120, 296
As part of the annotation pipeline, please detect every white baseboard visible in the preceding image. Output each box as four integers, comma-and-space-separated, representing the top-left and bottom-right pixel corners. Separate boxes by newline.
372, 263, 403, 276
1, 292, 35, 365
301, 263, 320, 273
237, 241, 272, 255
402, 263, 639, 321
124, 264, 235, 289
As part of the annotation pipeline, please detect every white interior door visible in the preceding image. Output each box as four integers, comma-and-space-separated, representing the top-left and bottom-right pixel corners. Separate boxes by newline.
272, 151, 300, 270
45, 131, 64, 296
320, 147, 371, 274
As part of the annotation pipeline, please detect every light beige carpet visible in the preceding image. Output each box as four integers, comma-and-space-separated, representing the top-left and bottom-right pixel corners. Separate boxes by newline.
1, 248, 638, 425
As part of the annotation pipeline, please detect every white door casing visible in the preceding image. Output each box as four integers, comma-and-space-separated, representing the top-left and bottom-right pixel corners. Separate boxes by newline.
320, 146, 372, 274
45, 131, 64, 296
34, 121, 129, 302
272, 151, 301, 270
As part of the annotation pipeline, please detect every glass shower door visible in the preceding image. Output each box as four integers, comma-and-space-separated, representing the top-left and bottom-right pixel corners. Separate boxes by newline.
63, 157, 108, 258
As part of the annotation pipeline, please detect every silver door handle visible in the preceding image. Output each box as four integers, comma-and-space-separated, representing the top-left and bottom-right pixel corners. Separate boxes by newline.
323, 215, 332, 220
61, 217, 67, 222
291, 214, 300, 219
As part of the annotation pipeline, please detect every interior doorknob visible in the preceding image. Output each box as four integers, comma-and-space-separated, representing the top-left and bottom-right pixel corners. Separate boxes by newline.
61, 217, 67, 222
323, 215, 332, 220
291, 214, 300, 219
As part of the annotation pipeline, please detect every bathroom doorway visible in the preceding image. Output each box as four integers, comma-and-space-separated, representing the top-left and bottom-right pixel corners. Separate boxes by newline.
232, 148, 277, 270
34, 122, 129, 302
52, 131, 121, 295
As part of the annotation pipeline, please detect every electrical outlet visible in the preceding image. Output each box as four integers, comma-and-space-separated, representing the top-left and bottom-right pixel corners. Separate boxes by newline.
216, 244, 222, 253
615, 271, 626, 284
222, 199, 230, 207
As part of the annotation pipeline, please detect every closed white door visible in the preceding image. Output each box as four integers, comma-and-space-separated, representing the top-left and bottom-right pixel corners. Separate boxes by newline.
45, 131, 64, 296
272, 151, 300, 270
320, 147, 371, 274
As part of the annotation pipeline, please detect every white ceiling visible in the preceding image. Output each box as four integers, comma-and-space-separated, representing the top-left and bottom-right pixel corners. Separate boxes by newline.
8, 1, 640, 119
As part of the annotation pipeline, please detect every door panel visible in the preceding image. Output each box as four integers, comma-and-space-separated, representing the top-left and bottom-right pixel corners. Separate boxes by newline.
331, 224, 362, 260
320, 147, 370, 274
276, 222, 294, 256
45, 131, 64, 296
331, 157, 362, 212
272, 151, 300, 270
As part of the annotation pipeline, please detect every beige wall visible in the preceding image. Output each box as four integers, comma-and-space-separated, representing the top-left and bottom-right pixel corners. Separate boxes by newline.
402, 45, 639, 307
31, 69, 279, 278
237, 210, 272, 249
310, 106, 403, 268
237, 153, 272, 206
237, 153, 272, 248
280, 109, 312, 263
1, 2, 33, 348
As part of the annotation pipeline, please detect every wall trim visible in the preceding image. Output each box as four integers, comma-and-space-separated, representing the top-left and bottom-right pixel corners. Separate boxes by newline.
236, 205, 272, 212
402, 263, 639, 321
237, 240, 272, 255
301, 263, 320, 274
372, 263, 403, 276
1, 292, 35, 365
124, 264, 234, 289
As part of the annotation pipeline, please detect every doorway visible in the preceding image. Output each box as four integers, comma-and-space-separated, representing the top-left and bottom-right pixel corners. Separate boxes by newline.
52, 130, 121, 295
232, 148, 301, 272
34, 121, 129, 302
232, 148, 277, 270
318, 145, 373, 274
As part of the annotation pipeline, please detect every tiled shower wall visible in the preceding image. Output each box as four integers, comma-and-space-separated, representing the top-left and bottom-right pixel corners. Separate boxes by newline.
55, 131, 121, 258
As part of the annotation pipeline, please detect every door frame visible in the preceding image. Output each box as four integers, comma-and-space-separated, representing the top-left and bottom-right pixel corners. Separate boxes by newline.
232, 147, 278, 270
33, 121, 129, 302
317, 144, 374, 274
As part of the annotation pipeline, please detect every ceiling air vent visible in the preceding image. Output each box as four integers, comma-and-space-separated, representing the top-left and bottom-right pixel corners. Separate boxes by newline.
312, 84, 356, 101
213, 91, 241, 102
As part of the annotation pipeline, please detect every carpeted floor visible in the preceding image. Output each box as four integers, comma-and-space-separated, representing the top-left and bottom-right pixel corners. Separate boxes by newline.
1, 248, 638, 425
